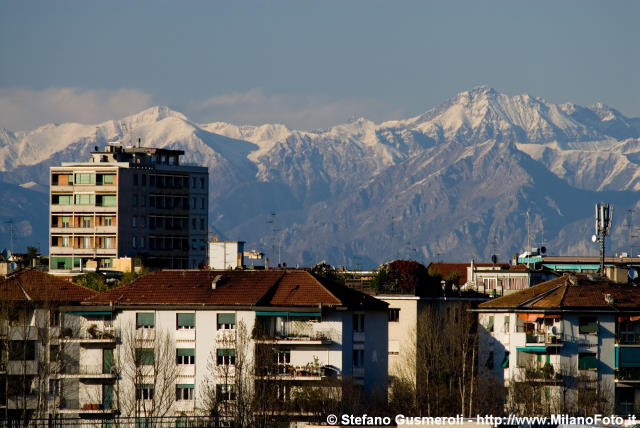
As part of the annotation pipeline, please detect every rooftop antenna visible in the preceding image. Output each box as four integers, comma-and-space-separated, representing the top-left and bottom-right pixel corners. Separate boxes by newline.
593, 203, 612, 274
5, 220, 15, 253
390, 216, 395, 261
267, 212, 276, 265
625, 209, 639, 256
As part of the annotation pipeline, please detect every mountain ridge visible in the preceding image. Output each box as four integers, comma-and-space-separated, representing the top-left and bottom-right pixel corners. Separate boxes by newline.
2, 87, 640, 267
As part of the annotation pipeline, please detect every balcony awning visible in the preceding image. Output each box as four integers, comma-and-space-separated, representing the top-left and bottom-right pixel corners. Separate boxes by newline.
619, 347, 640, 368
66, 311, 112, 316
256, 312, 321, 317
517, 313, 560, 322
516, 346, 547, 352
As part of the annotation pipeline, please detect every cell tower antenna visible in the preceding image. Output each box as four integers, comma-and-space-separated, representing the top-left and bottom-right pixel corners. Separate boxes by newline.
593, 203, 612, 274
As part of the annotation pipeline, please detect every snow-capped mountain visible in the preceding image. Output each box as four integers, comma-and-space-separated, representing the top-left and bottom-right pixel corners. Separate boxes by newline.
1, 87, 639, 267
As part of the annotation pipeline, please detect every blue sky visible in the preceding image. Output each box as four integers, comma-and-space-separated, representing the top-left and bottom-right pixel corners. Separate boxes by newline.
1, 0, 638, 131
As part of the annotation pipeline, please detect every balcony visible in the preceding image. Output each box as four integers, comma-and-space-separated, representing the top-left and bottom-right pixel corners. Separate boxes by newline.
253, 320, 333, 345
8, 325, 38, 341
616, 332, 640, 345
8, 395, 38, 410
57, 364, 117, 380
60, 326, 119, 346
525, 332, 563, 347
256, 364, 326, 381
7, 360, 37, 375
615, 368, 640, 382
58, 401, 116, 414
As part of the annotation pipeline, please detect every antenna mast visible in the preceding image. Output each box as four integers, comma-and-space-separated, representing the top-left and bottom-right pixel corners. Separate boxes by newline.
594, 203, 612, 274
5, 220, 15, 253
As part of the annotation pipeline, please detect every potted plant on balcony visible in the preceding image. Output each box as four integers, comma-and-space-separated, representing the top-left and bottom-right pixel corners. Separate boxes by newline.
87, 324, 98, 338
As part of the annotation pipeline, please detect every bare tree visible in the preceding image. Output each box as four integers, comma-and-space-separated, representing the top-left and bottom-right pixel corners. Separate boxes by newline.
118, 325, 178, 421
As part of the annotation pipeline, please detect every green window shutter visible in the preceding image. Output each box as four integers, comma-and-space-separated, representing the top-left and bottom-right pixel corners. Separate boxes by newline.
102, 195, 117, 207
501, 352, 510, 368
486, 316, 494, 332
578, 353, 598, 370
103, 349, 114, 374
177, 348, 195, 357
136, 312, 155, 327
546, 353, 550, 364
136, 348, 154, 365
217, 313, 235, 324
177, 313, 195, 328
579, 317, 598, 334
619, 347, 640, 368
176, 384, 195, 389
217, 349, 235, 357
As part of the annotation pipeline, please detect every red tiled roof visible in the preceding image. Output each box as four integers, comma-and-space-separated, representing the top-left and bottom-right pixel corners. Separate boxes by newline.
88, 269, 383, 310
0, 269, 98, 303
478, 273, 640, 311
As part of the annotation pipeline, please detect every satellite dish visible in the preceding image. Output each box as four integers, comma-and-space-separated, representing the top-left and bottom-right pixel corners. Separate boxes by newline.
591, 235, 597, 243
491, 255, 498, 264
629, 268, 639, 280
540, 246, 547, 255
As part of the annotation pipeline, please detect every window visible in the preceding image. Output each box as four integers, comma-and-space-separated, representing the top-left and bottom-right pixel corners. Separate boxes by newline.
82, 216, 91, 228
79, 237, 91, 248
140, 237, 145, 249
578, 352, 598, 370
176, 384, 194, 401
133, 194, 138, 206
192, 177, 196, 188
136, 312, 155, 329
504, 315, 510, 333
176, 348, 195, 365
141, 174, 146, 186
353, 349, 364, 368
104, 237, 113, 249
486, 315, 494, 332
9, 341, 36, 360
50, 310, 60, 327
177, 313, 195, 329
135, 348, 154, 366
216, 384, 235, 401
133, 174, 138, 185
97, 195, 117, 207
99, 174, 114, 185
53, 194, 73, 205
150, 175, 156, 186
136, 384, 154, 400
61, 216, 70, 227
200, 177, 205, 189
192, 239, 197, 250
579, 317, 598, 334
132, 216, 137, 228
132, 236, 136, 248
141, 195, 146, 207
103, 216, 113, 226
217, 313, 235, 330
353, 313, 365, 332
74, 194, 94, 205
74, 173, 93, 184
61, 236, 70, 247
200, 198, 205, 209
217, 349, 236, 365
200, 218, 205, 230
388, 308, 400, 322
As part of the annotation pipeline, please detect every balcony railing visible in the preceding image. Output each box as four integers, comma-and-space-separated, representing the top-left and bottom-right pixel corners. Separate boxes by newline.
59, 364, 116, 378
525, 332, 563, 345
616, 332, 640, 345
615, 367, 640, 381
256, 364, 325, 379
253, 325, 332, 343
61, 327, 119, 342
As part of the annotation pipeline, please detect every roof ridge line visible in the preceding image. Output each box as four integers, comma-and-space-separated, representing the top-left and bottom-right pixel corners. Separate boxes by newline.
517, 281, 565, 308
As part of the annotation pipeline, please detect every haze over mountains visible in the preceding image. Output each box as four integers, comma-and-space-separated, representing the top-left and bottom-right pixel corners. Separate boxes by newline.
2, 86, 640, 268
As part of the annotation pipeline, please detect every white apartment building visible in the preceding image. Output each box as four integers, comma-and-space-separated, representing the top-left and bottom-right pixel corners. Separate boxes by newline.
49, 142, 209, 274
52, 269, 388, 425
476, 273, 640, 415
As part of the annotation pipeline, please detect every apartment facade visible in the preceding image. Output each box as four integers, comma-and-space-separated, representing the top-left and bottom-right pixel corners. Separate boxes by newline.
49, 142, 209, 273
0, 269, 98, 425
46, 269, 388, 425
476, 273, 640, 415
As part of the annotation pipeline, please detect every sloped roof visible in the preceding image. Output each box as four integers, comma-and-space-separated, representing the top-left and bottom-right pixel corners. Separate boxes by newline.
0, 269, 98, 303
88, 269, 385, 310
478, 273, 640, 311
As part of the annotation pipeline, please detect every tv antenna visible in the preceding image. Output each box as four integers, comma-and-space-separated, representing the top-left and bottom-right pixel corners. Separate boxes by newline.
625, 209, 640, 256
592, 203, 612, 274
267, 212, 276, 264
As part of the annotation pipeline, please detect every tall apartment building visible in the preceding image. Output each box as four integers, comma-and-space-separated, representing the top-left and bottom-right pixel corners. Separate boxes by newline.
49, 142, 209, 273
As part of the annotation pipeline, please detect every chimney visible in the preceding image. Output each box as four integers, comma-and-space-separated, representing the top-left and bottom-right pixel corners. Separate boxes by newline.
265, 257, 269, 270
137, 137, 141, 148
